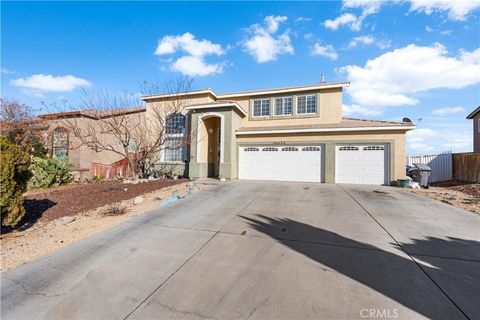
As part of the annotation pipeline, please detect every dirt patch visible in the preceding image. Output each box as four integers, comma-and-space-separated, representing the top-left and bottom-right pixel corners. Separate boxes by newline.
405, 181, 479, 215
8, 178, 188, 232
0, 180, 216, 272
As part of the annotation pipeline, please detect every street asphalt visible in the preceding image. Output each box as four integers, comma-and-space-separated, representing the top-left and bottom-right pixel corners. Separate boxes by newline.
2, 180, 479, 319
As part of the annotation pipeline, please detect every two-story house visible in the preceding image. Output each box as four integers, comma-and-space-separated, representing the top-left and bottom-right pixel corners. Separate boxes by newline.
142, 81, 415, 185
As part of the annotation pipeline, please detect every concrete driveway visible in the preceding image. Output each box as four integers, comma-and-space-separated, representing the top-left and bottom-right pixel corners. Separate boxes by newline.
2, 181, 479, 320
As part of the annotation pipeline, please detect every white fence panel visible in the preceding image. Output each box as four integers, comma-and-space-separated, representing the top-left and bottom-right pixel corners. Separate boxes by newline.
407, 152, 452, 183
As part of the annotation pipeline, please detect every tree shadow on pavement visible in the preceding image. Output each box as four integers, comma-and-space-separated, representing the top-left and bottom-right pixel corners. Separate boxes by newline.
242, 214, 479, 320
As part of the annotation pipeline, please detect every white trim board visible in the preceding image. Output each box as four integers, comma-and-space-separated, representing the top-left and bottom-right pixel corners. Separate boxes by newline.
236, 126, 415, 135
186, 102, 247, 117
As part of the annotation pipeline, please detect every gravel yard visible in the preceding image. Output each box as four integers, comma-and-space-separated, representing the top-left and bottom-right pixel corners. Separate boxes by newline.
1, 179, 216, 272
406, 181, 480, 214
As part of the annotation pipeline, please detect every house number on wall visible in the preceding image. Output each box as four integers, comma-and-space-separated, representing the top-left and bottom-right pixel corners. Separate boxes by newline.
273, 141, 286, 145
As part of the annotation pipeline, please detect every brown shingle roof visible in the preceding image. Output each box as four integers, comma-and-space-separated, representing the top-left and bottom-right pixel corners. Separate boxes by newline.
237, 117, 414, 133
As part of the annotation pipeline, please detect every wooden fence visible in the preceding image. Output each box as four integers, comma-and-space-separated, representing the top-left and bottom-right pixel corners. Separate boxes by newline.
407, 152, 453, 183
90, 157, 130, 179
452, 152, 480, 183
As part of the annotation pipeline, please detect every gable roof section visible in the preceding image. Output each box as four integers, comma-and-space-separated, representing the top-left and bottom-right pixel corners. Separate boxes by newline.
466, 106, 480, 119
236, 118, 415, 135
140, 82, 349, 101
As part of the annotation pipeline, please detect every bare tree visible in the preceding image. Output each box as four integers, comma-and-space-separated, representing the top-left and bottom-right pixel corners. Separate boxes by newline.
0, 98, 47, 156
63, 76, 193, 179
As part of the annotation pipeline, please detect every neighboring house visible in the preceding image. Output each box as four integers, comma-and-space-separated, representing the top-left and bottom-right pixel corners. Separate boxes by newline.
467, 106, 480, 152
38, 107, 146, 179
142, 81, 415, 185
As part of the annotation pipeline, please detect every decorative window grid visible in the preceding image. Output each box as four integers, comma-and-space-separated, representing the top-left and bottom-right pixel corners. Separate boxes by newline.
274, 97, 292, 116
338, 146, 359, 151
302, 146, 320, 151
282, 147, 298, 151
253, 99, 270, 117
262, 147, 278, 151
363, 146, 384, 151
297, 95, 317, 114
244, 147, 259, 152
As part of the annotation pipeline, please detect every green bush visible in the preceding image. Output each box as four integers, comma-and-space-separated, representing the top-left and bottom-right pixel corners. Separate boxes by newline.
0, 136, 31, 228
31, 157, 73, 188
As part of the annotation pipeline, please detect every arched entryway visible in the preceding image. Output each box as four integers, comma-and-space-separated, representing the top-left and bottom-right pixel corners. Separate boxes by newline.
196, 113, 224, 178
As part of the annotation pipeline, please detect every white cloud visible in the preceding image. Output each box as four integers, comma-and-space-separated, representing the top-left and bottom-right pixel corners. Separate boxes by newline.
265, 15, 288, 33
10, 74, 91, 92
425, 25, 434, 32
311, 44, 338, 60
171, 56, 223, 77
338, 43, 480, 111
407, 0, 480, 21
294, 17, 312, 23
154, 33, 225, 77
348, 35, 375, 48
243, 15, 294, 63
324, 0, 383, 31
324, 13, 359, 30
407, 128, 471, 154
155, 32, 224, 57
431, 106, 465, 115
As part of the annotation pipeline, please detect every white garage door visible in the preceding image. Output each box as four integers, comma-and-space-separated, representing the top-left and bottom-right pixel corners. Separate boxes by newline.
239, 146, 322, 182
335, 145, 387, 185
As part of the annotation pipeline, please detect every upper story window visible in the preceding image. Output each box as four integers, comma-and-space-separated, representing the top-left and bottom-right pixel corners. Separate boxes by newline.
52, 128, 68, 158
297, 95, 317, 114
252, 99, 270, 117
166, 113, 186, 134
274, 97, 292, 116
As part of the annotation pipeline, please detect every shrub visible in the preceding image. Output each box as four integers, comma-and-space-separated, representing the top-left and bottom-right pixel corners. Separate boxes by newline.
102, 203, 128, 216
0, 136, 31, 228
31, 157, 73, 188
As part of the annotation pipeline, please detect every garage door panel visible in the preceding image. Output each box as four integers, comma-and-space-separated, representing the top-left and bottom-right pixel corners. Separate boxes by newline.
336, 145, 387, 185
239, 146, 322, 182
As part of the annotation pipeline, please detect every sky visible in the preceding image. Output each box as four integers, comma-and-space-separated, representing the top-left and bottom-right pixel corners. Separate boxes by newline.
2, 0, 480, 155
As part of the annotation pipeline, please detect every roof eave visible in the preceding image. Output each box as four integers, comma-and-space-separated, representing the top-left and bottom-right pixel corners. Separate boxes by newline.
466, 106, 480, 119
236, 125, 415, 135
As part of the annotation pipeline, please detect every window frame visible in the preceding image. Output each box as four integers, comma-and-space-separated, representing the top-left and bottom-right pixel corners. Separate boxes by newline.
251, 98, 271, 118
274, 96, 293, 116
51, 127, 69, 158
162, 113, 187, 163
296, 94, 317, 115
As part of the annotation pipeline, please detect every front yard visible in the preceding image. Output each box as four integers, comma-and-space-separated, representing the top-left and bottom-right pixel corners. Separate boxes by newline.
406, 181, 480, 214
1, 179, 215, 271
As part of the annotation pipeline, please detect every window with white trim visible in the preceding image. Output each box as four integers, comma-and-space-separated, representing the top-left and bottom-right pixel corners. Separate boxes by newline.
164, 137, 183, 162
252, 99, 270, 117
163, 113, 186, 162
297, 95, 317, 114
274, 97, 292, 116
478, 119, 480, 133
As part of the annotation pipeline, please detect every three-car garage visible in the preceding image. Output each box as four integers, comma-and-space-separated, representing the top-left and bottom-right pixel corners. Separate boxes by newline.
238, 144, 388, 185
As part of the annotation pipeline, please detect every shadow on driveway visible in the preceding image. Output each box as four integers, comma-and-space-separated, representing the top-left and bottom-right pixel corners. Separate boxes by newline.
243, 214, 479, 320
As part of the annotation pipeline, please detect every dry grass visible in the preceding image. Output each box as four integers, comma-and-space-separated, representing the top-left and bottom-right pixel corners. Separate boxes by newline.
102, 203, 128, 216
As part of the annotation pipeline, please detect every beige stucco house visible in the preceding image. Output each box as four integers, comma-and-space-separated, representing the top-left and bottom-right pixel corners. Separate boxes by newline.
38, 107, 146, 179
142, 81, 415, 185
467, 106, 480, 152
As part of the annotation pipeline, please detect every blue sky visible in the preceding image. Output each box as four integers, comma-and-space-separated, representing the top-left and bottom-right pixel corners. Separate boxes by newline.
2, 1, 479, 154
